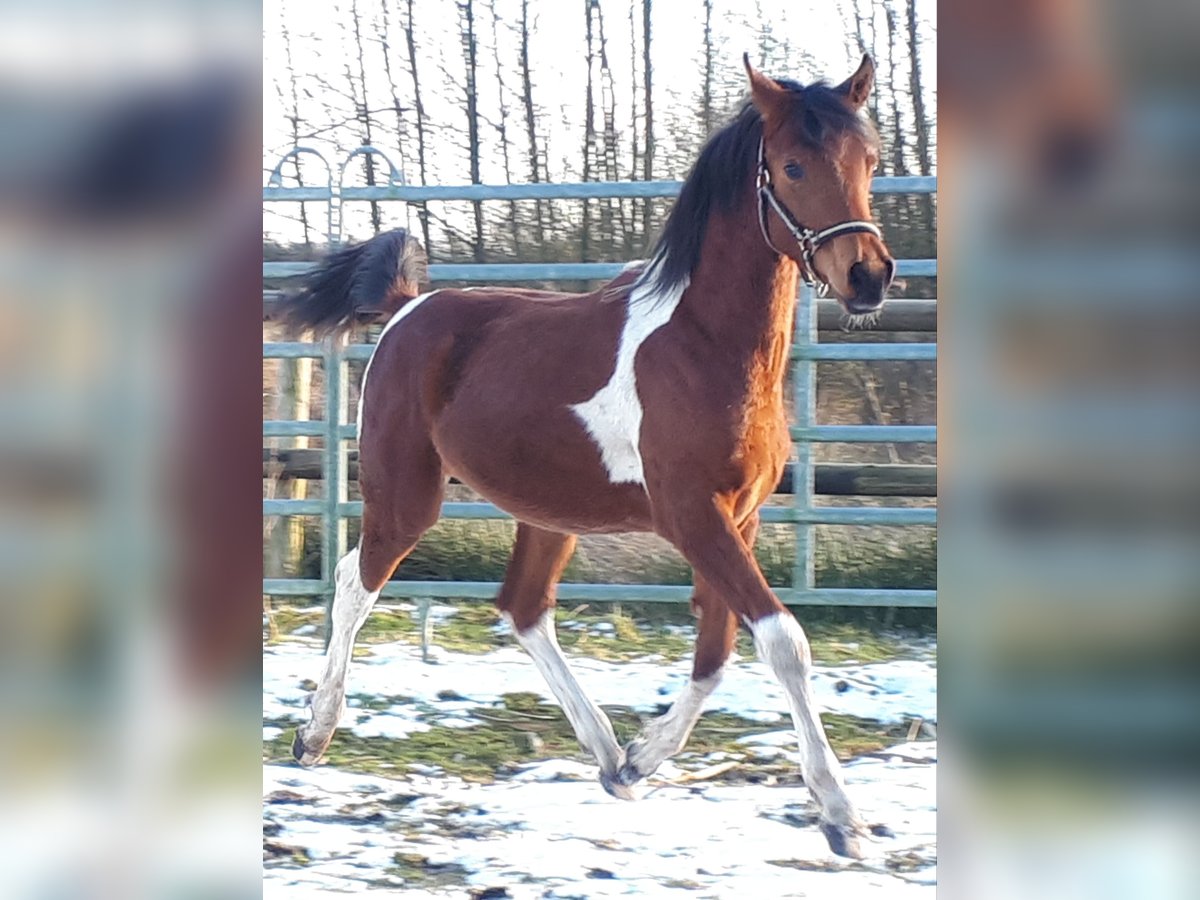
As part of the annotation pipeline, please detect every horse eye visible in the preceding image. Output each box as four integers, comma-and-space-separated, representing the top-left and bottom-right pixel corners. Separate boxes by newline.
783, 162, 805, 180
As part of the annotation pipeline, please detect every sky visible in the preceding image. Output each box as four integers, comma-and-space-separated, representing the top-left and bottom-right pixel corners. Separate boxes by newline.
262, 0, 936, 243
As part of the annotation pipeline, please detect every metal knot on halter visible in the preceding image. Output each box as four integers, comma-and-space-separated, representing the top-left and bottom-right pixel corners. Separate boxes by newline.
755, 137, 882, 297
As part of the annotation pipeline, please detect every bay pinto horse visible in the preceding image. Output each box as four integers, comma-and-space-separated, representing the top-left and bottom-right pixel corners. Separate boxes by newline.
280, 55, 895, 859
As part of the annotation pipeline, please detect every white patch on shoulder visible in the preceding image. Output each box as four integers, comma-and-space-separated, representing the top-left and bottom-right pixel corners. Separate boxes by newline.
356, 290, 439, 441
569, 275, 688, 485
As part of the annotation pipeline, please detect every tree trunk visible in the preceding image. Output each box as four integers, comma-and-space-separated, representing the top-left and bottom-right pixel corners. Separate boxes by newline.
595, 0, 621, 253
378, 0, 410, 236
581, 0, 597, 263
519, 0, 546, 255
488, 1, 519, 254
405, 0, 434, 252
349, 0, 381, 234
886, 3, 908, 177
459, 0, 484, 262
279, 13, 312, 246
628, 0, 641, 251
906, 0, 935, 231
701, 0, 714, 137
641, 0, 655, 238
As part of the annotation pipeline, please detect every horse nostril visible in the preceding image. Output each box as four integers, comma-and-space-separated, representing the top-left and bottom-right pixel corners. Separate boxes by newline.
849, 261, 869, 290
883, 257, 896, 287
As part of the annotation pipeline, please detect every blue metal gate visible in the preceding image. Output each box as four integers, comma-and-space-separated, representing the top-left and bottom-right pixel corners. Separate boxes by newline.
263, 146, 936, 609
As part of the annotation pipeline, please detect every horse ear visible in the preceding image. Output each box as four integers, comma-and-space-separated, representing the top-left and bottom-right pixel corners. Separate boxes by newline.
743, 52, 790, 123
838, 54, 875, 110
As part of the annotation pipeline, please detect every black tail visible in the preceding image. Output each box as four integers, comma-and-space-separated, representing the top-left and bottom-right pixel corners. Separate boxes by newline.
275, 228, 428, 338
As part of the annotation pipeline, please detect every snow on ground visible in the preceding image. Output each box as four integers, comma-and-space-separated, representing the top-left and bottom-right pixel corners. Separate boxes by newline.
263, 634, 936, 896
263, 633, 936, 734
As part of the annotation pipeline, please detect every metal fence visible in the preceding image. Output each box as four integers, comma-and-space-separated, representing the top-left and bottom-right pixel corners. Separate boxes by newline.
263, 146, 936, 610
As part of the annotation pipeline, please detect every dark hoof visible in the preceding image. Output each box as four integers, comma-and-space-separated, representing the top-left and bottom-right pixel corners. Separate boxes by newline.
292, 728, 331, 767
869, 822, 894, 838
820, 821, 866, 860
599, 770, 637, 801
615, 761, 646, 787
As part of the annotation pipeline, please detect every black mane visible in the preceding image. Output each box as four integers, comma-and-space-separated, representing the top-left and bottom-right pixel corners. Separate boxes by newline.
639, 79, 878, 295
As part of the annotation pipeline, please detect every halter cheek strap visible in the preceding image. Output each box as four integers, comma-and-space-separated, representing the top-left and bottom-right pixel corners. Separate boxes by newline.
756, 137, 882, 297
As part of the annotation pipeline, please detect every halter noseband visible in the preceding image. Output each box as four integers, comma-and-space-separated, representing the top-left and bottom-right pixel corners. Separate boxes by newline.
756, 137, 882, 297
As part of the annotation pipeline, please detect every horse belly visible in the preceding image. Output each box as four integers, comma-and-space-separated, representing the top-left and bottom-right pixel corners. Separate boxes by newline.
432, 405, 654, 534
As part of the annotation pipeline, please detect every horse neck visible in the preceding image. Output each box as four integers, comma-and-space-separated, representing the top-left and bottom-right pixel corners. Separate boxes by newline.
680, 191, 799, 376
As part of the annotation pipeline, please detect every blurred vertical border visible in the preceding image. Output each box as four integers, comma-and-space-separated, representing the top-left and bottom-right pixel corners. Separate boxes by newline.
940, 0, 1200, 897
0, 2, 262, 897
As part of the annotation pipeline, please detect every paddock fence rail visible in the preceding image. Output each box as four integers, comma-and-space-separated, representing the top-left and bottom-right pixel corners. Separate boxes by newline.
262, 146, 936, 615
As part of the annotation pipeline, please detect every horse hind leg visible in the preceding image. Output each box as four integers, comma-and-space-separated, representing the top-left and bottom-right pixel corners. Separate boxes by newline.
498, 523, 630, 798
293, 444, 444, 766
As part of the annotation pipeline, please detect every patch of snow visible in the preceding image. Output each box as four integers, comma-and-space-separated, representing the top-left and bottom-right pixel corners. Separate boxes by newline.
263, 635, 936, 751
264, 739, 936, 897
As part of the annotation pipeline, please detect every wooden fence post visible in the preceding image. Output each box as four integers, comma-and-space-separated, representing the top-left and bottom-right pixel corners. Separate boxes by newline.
267, 335, 313, 578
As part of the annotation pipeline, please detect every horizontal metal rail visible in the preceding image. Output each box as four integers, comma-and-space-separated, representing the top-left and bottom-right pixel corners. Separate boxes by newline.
263, 293, 940, 333
264, 174, 936, 203
263, 167, 936, 612
265, 341, 938, 364
262, 577, 936, 608
262, 450, 937, 497
263, 420, 936, 446
796, 343, 937, 362
262, 498, 934, 527
791, 425, 936, 443
264, 259, 936, 280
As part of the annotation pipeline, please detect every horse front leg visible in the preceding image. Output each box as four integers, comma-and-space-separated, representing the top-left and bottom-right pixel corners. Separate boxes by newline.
658, 499, 871, 859
617, 514, 758, 785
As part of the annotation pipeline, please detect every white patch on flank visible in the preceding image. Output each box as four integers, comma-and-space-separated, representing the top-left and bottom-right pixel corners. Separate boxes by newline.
356, 290, 439, 441
505, 610, 624, 775
569, 275, 688, 485
749, 612, 861, 827
625, 669, 722, 777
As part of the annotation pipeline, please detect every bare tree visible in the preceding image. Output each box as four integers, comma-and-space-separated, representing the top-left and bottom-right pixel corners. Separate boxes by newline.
885, 2, 908, 177
701, 0, 714, 136
403, 0, 432, 252
378, 0, 408, 225
348, 0, 382, 234
581, 0, 597, 262
641, 0, 654, 237
906, 0, 935, 236
459, 0, 484, 262
628, 0, 642, 249
487, 1, 519, 252
595, 0, 625, 251
278, 9, 312, 246
518, 0, 547, 252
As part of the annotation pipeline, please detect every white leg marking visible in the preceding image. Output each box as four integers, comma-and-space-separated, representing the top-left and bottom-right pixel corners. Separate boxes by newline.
749, 612, 861, 828
296, 547, 379, 763
506, 611, 623, 775
569, 275, 689, 485
624, 669, 722, 778
356, 290, 440, 441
